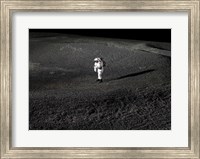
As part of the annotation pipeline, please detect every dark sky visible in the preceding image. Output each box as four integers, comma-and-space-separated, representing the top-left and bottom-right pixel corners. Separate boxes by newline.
30, 29, 171, 42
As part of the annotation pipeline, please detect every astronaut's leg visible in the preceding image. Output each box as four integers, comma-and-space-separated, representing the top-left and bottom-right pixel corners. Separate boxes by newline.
97, 69, 103, 82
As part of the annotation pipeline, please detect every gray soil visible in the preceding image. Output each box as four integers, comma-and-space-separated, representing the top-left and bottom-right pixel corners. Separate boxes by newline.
29, 33, 171, 130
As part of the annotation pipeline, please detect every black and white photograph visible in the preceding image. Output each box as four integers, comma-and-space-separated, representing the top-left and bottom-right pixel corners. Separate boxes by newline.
29, 29, 171, 130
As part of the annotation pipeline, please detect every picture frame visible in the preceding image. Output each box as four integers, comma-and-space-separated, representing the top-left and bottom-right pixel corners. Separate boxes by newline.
0, 0, 199, 158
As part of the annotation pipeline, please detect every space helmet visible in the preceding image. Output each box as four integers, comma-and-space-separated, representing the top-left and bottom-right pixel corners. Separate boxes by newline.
94, 57, 101, 62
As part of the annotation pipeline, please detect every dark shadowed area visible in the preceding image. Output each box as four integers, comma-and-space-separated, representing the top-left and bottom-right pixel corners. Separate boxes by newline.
29, 29, 171, 130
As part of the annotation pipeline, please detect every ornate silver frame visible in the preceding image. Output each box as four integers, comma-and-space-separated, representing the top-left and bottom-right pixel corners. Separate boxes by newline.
0, 0, 199, 158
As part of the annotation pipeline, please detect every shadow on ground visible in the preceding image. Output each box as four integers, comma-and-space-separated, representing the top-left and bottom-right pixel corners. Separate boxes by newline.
109, 69, 155, 81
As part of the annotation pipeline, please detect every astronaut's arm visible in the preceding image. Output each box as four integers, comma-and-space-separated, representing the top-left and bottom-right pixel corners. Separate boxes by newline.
94, 65, 97, 72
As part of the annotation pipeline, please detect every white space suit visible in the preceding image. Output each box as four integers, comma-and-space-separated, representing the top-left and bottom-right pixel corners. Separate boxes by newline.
94, 57, 104, 82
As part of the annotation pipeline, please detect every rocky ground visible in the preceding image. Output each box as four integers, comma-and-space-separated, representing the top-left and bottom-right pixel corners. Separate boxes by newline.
29, 32, 171, 130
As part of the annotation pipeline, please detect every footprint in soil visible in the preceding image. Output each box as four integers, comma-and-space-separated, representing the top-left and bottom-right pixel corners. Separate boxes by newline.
88, 109, 95, 115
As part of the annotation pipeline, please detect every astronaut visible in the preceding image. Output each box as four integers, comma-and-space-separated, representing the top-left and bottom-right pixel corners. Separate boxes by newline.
94, 57, 105, 83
